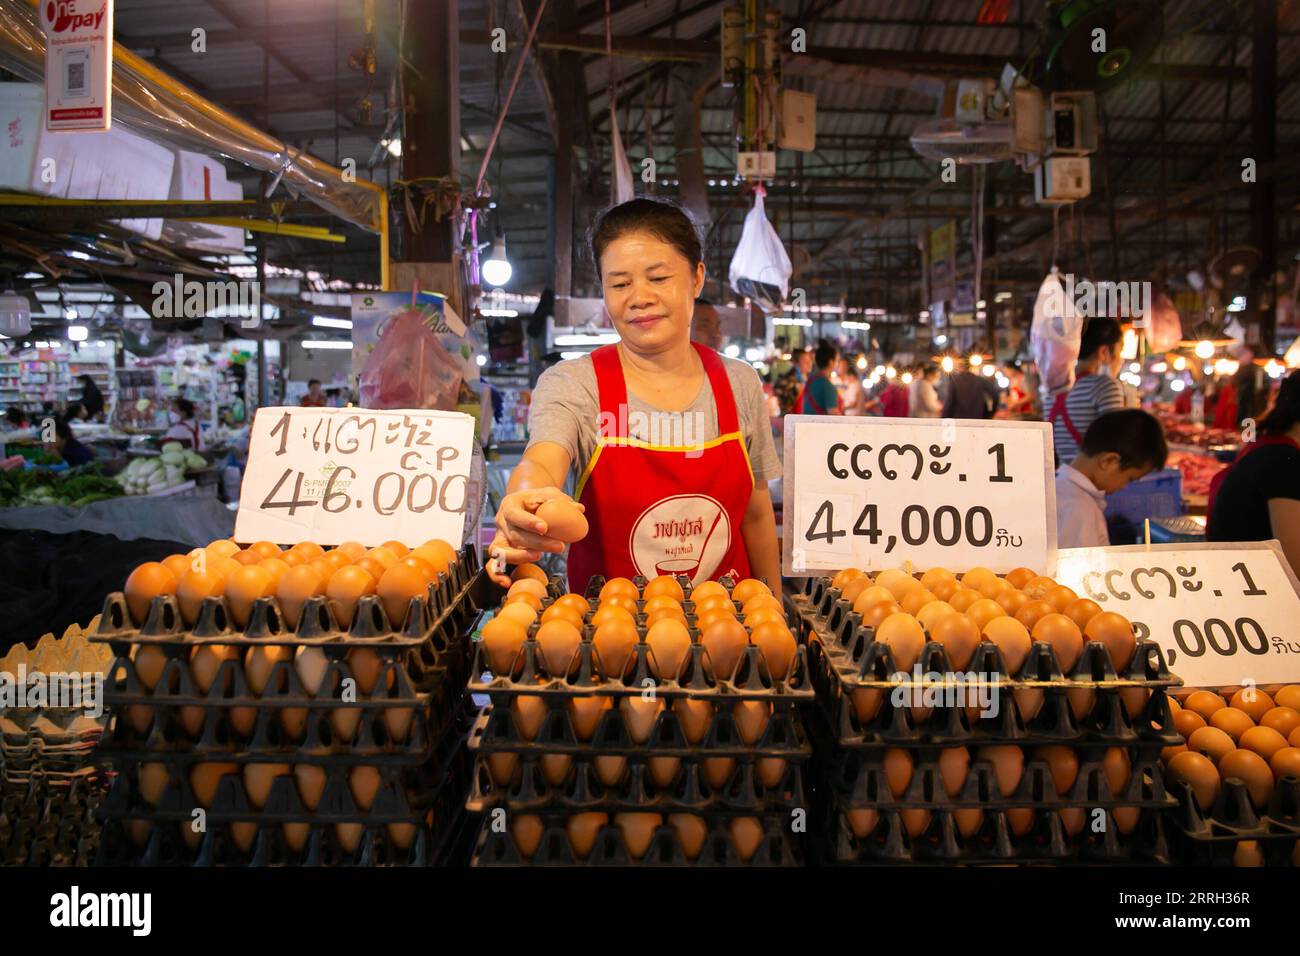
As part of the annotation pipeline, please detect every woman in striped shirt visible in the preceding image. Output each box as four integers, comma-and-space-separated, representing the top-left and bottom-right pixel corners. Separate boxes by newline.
1049, 317, 1126, 465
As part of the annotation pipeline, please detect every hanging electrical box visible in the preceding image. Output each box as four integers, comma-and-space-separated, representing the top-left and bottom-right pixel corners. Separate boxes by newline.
1034, 155, 1091, 204
1046, 91, 1098, 155
778, 89, 816, 152
721, 7, 744, 87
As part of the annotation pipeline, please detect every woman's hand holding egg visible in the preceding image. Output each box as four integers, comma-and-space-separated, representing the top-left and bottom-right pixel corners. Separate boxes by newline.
489, 487, 587, 586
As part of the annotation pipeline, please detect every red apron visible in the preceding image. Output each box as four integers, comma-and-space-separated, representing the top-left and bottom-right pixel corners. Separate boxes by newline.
795, 371, 842, 415
566, 343, 755, 590
1048, 391, 1082, 444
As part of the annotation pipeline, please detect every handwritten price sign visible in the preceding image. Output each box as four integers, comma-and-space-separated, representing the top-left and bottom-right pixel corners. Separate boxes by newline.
1054, 542, 1300, 687
782, 417, 1056, 576
234, 406, 475, 547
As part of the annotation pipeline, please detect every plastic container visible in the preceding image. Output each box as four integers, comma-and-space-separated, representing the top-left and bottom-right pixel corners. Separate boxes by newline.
1166, 777, 1300, 865
1104, 467, 1185, 544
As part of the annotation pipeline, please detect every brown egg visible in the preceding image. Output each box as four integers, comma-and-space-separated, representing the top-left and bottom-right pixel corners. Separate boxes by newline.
207, 539, 242, 559
1174, 709, 1208, 739
512, 694, 548, 740
190, 762, 238, 807
176, 567, 228, 625
647, 618, 692, 680
536, 619, 583, 676
1031, 614, 1084, 673
1217, 749, 1273, 808
669, 814, 709, 860
620, 697, 663, 744
731, 579, 771, 604
224, 565, 275, 628
507, 578, 548, 602
1161, 743, 1188, 764
845, 809, 879, 839
976, 576, 1011, 600
938, 747, 969, 797
1013, 599, 1053, 630
695, 608, 732, 633
275, 566, 325, 631
277, 549, 306, 568
258, 557, 292, 588
734, 701, 772, 746
1262, 707, 1300, 739
959, 567, 998, 594
875, 569, 922, 602
541, 755, 572, 786
510, 562, 548, 585
616, 813, 662, 859
505, 590, 544, 612
1059, 807, 1086, 835
496, 600, 538, 632
899, 588, 939, 616
537, 499, 589, 543
947, 588, 983, 613
730, 817, 764, 862
566, 813, 608, 857
673, 698, 714, 744
703, 758, 732, 788
965, 598, 1006, 631
137, 763, 170, 806
982, 616, 1032, 675
1270, 746, 1300, 781
854, 601, 898, 634
231, 549, 264, 567
851, 688, 883, 725
593, 619, 638, 679
883, 748, 914, 797
875, 613, 926, 673
1209, 707, 1255, 741
333, 541, 367, 562
486, 752, 519, 787
243, 763, 291, 810
953, 808, 984, 837
1004, 567, 1036, 589
930, 613, 981, 671
1033, 745, 1079, 797
1044, 585, 1079, 612
1185, 690, 1228, 721
751, 621, 797, 680
601, 593, 639, 615
1021, 575, 1058, 601
930, 577, 961, 602
414, 539, 458, 574
591, 604, 635, 630
742, 593, 784, 618
1233, 841, 1265, 867
540, 602, 586, 630
1274, 685, 1300, 711
1230, 688, 1275, 722
647, 605, 689, 629
599, 577, 639, 602
900, 809, 932, 837
701, 617, 749, 681
915, 600, 958, 633
318, 550, 352, 573
689, 580, 730, 604
1239, 725, 1289, 762
648, 757, 681, 788
697, 594, 739, 618
481, 616, 527, 676
977, 745, 1024, 797
1083, 612, 1137, 672
593, 756, 626, 788
1166, 751, 1219, 810
1103, 747, 1131, 796
1188, 726, 1237, 764
995, 588, 1031, 616
160, 552, 192, 581
364, 546, 400, 570
639, 576, 683, 604
832, 568, 866, 591
124, 562, 179, 627
744, 606, 786, 630
851, 585, 895, 615
555, 593, 591, 616
326, 565, 376, 629
840, 576, 876, 606
1063, 598, 1103, 631
1292, 727, 1300, 748
919, 567, 956, 592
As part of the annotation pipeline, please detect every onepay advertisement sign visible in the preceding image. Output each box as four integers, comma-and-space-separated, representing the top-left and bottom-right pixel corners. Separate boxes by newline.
40, 0, 114, 131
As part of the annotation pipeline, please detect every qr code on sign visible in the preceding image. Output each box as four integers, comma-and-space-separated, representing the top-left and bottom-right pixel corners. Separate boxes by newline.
66, 61, 85, 93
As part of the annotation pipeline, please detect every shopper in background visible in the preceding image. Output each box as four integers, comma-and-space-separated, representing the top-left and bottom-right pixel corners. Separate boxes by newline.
1056, 409, 1168, 548
301, 379, 327, 407
1232, 343, 1268, 427
909, 363, 942, 418
4, 407, 28, 430
690, 298, 723, 351
773, 348, 807, 415
836, 353, 866, 415
798, 342, 842, 415
1048, 317, 1125, 464
1207, 370, 1300, 573
165, 397, 204, 452
76, 374, 105, 420
943, 360, 1000, 419
879, 375, 910, 417
45, 414, 95, 467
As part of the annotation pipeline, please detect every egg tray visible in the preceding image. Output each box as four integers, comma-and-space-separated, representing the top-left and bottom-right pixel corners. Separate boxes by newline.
576, 572, 746, 604
469, 637, 814, 705
1, 710, 105, 744
817, 794, 1173, 865
95, 695, 475, 828
469, 812, 803, 866
1167, 776, 1300, 845
0, 774, 106, 867
808, 644, 1181, 749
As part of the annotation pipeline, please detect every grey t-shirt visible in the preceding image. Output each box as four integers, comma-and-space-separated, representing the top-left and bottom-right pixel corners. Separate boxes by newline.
527, 352, 781, 485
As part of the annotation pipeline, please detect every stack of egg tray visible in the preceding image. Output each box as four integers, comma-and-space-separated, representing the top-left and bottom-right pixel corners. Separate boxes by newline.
468, 574, 813, 866
789, 575, 1183, 865
1, 773, 105, 866
1167, 777, 1300, 866
90, 547, 487, 867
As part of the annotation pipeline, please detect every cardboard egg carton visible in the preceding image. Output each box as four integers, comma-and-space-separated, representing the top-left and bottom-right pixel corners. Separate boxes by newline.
821, 794, 1172, 865
470, 811, 802, 866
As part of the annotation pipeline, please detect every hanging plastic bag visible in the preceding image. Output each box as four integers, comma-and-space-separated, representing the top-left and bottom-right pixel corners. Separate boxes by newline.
1029, 267, 1084, 402
610, 106, 636, 205
729, 188, 791, 313
1144, 291, 1183, 353
358, 308, 463, 410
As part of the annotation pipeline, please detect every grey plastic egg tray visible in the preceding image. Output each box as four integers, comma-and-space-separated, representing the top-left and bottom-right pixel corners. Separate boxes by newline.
0, 774, 105, 867
470, 811, 802, 866
1168, 776, 1300, 844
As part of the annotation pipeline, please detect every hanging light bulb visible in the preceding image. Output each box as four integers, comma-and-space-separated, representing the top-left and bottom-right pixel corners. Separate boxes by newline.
941, 356, 954, 373
1194, 339, 1215, 360
481, 234, 512, 287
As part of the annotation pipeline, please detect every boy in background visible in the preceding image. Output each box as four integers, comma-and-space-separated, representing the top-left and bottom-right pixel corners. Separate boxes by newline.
1056, 409, 1168, 548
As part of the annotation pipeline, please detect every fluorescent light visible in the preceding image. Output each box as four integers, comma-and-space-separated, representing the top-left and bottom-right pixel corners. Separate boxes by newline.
68, 325, 88, 342
1170, 379, 1186, 392
559, 351, 586, 360
772, 317, 812, 327
381, 138, 401, 157
934, 334, 947, 345
554, 332, 620, 346
311, 316, 353, 330
1194, 340, 1215, 359
1228, 295, 1246, 312
724, 344, 741, 357
1129, 362, 1141, 373
981, 364, 995, 377
20, 272, 42, 280
301, 340, 353, 350
67, 251, 90, 261
970, 354, 983, 366
976, 300, 987, 309
64, 306, 77, 319
481, 308, 520, 318
476, 354, 488, 367
994, 292, 1012, 302
744, 347, 764, 361
941, 356, 954, 373
841, 320, 872, 331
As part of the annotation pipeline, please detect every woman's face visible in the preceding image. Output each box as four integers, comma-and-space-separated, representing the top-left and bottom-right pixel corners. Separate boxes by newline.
600, 232, 704, 355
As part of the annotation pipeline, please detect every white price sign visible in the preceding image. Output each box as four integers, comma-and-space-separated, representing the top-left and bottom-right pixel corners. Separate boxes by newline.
40, 0, 114, 132
782, 416, 1056, 576
1054, 541, 1300, 688
234, 407, 475, 548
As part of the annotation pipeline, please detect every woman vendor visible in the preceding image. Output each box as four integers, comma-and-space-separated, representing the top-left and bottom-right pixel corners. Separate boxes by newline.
488, 198, 782, 592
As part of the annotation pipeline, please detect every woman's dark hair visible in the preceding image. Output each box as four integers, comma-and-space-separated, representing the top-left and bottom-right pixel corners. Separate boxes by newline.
1079, 317, 1123, 360
814, 342, 838, 369
1080, 408, 1168, 470
5, 407, 26, 428
589, 198, 703, 276
922, 363, 939, 377
78, 374, 104, 417
175, 398, 196, 418
51, 414, 73, 442
1259, 369, 1300, 437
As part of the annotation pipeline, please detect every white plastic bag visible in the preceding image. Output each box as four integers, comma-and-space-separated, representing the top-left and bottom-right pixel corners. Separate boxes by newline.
610, 107, 635, 205
728, 189, 791, 313
1030, 267, 1084, 402
1145, 292, 1183, 352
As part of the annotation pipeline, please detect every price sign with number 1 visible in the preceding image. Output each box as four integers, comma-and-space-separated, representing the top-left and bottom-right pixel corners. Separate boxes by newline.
782, 416, 1057, 576
1054, 541, 1300, 688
